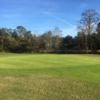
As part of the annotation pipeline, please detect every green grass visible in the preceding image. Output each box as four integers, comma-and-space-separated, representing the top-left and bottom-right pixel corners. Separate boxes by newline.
0, 53, 100, 100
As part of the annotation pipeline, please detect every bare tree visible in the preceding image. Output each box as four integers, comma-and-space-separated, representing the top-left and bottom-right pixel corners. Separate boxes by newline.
78, 9, 100, 53
52, 27, 62, 51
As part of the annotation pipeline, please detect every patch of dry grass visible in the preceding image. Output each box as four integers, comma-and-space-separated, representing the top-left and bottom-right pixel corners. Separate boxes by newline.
0, 76, 100, 100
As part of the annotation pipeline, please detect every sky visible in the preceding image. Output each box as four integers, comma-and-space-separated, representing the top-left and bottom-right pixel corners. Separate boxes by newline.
0, 0, 100, 36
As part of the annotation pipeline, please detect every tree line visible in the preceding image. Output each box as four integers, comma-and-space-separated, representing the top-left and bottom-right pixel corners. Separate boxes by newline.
0, 9, 100, 54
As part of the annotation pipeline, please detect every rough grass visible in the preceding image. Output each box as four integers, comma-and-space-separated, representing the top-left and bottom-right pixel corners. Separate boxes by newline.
0, 53, 100, 100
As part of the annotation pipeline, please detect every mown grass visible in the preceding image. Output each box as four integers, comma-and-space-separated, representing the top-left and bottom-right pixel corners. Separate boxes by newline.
0, 53, 100, 100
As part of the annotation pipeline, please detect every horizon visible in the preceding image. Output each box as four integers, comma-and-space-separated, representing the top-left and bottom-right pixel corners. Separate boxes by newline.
0, 0, 100, 36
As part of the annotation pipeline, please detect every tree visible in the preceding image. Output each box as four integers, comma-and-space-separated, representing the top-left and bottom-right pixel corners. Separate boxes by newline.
16, 26, 27, 38
97, 22, 100, 33
61, 35, 74, 50
78, 9, 100, 53
76, 32, 85, 50
12, 30, 19, 39
52, 27, 62, 51
40, 31, 53, 51
96, 22, 100, 49
0, 28, 10, 51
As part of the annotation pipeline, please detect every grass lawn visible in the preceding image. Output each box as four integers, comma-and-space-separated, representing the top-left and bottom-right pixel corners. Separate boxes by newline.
0, 53, 100, 100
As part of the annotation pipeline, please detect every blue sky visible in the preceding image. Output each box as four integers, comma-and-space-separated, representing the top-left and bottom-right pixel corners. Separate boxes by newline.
0, 0, 100, 36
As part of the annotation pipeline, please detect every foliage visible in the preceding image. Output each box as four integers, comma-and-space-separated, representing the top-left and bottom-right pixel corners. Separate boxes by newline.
0, 9, 100, 53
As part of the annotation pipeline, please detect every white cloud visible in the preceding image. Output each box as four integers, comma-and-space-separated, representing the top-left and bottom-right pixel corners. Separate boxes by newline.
41, 10, 77, 36
1, 13, 22, 19
41, 10, 73, 27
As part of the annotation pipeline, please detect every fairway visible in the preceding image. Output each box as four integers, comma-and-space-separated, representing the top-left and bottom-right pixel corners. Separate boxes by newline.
0, 53, 100, 100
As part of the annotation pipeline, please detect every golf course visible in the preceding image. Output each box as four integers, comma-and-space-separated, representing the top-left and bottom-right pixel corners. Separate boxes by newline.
0, 53, 99, 100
